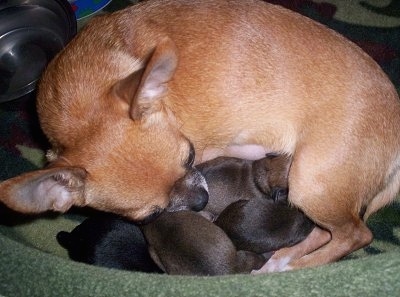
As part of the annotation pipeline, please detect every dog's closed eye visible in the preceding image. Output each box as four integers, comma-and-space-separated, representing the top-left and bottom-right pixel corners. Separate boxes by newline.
185, 142, 195, 168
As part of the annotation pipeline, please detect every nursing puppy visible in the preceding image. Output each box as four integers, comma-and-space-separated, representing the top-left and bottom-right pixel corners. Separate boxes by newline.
1, 0, 400, 272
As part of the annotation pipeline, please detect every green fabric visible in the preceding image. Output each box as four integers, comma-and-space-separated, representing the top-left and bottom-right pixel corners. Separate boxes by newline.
1, 232, 400, 297
1, 225, 400, 297
1, 0, 400, 296
0, 202, 399, 297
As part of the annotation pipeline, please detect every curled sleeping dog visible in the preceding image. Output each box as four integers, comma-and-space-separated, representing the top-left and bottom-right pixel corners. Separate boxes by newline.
58, 154, 314, 275
2, 0, 399, 272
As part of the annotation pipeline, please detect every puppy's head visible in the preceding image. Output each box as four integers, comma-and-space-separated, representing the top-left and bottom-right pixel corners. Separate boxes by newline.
0, 21, 195, 221
168, 168, 209, 212
252, 153, 292, 198
56, 220, 101, 264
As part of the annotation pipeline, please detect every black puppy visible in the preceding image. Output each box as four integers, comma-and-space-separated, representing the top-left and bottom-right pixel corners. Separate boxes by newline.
56, 213, 161, 273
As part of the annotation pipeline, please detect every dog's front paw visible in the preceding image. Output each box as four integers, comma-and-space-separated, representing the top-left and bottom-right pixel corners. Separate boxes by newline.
251, 256, 293, 274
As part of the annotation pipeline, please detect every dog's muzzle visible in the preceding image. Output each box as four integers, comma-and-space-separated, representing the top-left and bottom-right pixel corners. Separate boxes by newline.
188, 187, 209, 211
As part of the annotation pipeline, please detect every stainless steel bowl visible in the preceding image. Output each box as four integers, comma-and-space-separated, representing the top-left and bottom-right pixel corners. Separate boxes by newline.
0, 0, 77, 102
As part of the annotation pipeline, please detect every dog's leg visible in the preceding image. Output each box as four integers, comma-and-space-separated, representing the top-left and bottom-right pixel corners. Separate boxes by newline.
251, 226, 331, 274
284, 220, 372, 271
258, 144, 382, 272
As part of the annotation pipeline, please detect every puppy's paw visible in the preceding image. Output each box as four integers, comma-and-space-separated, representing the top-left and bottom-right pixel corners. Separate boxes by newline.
251, 256, 293, 274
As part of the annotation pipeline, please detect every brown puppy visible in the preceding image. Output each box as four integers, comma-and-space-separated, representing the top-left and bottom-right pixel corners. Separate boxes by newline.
214, 191, 315, 255
170, 154, 292, 217
0, 0, 399, 272
168, 154, 291, 217
142, 210, 266, 276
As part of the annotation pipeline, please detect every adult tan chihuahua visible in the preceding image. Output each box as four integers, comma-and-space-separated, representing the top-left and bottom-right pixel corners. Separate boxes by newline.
0, 0, 399, 272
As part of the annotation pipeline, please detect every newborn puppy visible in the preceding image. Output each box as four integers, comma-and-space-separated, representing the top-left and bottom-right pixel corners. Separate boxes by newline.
215, 189, 314, 254
141, 210, 266, 276
170, 154, 315, 254
56, 213, 162, 273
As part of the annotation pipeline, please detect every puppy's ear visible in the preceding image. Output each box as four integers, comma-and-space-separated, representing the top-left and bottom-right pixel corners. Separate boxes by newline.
253, 154, 292, 194
0, 167, 87, 214
123, 37, 178, 120
56, 231, 73, 249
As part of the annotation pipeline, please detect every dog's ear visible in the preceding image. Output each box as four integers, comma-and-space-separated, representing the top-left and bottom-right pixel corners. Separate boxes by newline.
0, 167, 87, 214
114, 37, 178, 121
131, 37, 178, 120
113, 67, 145, 110
253, 154, 292, 194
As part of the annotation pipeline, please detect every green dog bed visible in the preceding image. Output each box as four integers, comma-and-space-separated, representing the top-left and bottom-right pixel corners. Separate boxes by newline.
0, 205, 400, 296
1, 1, 400, 296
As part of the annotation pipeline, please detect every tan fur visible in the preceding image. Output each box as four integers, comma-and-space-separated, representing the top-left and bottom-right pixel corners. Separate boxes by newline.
1, 0, 400, 271
252, 227, 332, 274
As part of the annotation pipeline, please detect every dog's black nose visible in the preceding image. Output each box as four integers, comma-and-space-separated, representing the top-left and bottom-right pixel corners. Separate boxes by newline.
190, 188, 209, 211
